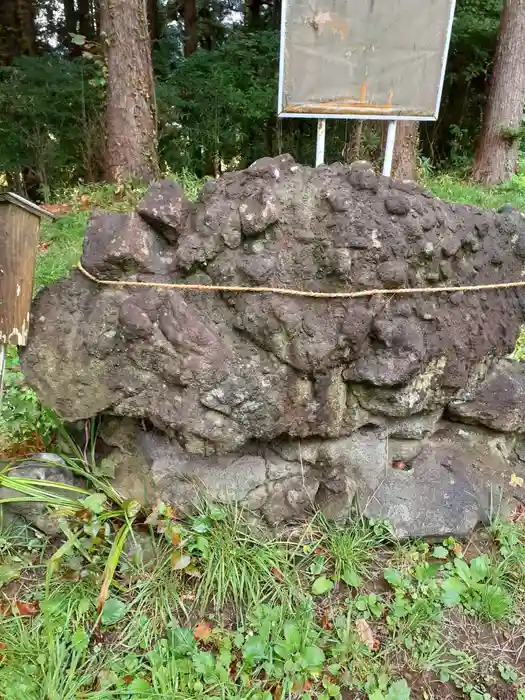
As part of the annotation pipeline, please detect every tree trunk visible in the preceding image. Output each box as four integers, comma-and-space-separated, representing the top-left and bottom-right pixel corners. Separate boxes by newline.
184, 0, 198, 56
391, 121, 419, 180
344, 120, 363, 163
147, 0, 161, 42
247, 0, 262, 27
63, 0, 77, 36
78, 0, 94, 38
92, 0, 101, 38
271, 0, 281, 29
101, 0, 159, 183
0, 0, 36, 65
472, 0, 525, 185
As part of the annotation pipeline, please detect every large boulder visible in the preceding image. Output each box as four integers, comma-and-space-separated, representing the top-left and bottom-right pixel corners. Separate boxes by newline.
20, 156, 525, 537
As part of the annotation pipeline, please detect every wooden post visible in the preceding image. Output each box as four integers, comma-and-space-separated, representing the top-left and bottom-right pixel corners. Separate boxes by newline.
0, 193, 54, 347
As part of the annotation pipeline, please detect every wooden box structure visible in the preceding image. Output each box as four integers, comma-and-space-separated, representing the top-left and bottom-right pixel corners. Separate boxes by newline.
0, 193, 54, 347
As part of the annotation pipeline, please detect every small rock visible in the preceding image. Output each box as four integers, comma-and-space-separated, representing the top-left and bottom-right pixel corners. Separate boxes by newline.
385, 195, 410, 216
0, 454, 82, 536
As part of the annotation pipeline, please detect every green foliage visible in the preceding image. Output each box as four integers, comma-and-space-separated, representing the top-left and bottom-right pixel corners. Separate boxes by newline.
424, 0, 503, 166
0, 348, 61, 453
1, 174, 206, 461
0, 0, 512, 189
444, 556, 512, 621
424, 168, 525, 211
101, 597, 128, 626
36, 212, 88, 289
2, 498, 525, 699
157, 30, 280, 176
0, 56, 105, 193
157, 502, 303, 613
305, 514, 391, 591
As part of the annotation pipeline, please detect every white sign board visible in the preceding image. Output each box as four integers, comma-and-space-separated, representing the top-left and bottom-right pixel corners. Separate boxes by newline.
278, 0, 456, 120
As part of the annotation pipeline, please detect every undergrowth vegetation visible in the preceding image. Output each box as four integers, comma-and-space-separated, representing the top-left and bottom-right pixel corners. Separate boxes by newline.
1, 486, 525, 700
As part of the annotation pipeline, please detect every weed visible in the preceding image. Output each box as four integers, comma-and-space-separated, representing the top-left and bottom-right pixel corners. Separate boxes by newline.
364, 676, 411, 700
183, 502, 302, 614
305, 513, 391, 590
384, 561, 444, 645
443, 556, 512, 621
0, 348, 61, 456
411, 639, 475, 684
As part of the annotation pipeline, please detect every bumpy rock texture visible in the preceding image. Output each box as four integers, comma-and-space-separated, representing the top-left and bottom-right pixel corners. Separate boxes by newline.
20, 156, 525, 537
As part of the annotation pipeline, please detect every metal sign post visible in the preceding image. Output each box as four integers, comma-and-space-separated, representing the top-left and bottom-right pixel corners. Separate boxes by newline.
382, 121, 398, 177
316, 119, 326, 166
0, 345, 5, 404
278, 0, 456, 170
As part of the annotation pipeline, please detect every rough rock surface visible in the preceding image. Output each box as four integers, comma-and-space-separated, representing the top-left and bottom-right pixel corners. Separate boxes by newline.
19, 156, 525, 537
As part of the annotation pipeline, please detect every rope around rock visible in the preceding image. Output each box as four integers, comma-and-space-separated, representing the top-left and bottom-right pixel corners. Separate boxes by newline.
77, 261, 525, 300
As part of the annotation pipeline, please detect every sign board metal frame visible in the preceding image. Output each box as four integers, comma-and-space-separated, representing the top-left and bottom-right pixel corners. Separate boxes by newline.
278, 0, 456, 122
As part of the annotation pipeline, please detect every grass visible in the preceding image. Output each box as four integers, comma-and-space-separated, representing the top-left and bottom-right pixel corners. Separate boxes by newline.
1, 499, 525, 699
424, 168, 525, 211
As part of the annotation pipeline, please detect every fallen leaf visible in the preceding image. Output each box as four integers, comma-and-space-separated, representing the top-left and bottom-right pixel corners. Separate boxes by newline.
272, 685, 282, 700
193, 620, 213, 640
62, 569, 81, 582
320, 608, 332, 630
510, 473, 524, 488
15, 601, 40, 617
0, 642, 7, 664
122, 675, 133, 685
511, 503, 525, 523
271, 567, 283, 583
40, 203, 73, 217
452, 542, 463, 557
171, 552, 191, 570
38, 242, 50, 253
293, 679, 312, 692
392, 460, 409, 471
170, 531, 181, 547
356, 618, 379, 651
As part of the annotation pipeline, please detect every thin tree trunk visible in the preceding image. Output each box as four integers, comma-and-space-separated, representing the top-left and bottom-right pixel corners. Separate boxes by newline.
271, 0, 281, 29
472, 0, 525, 185
247, 0, 262, 27
78, 0, 94, 38
184, 0, 198, 56
391, 121, 419, 180
344, 120, 363, 163
91, 0, 101, 38
63, 0, 77, 36
101, 0, 159, 183
147, 0, 161, 42
0, 0, 36, 65
16, 0, 35, 56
